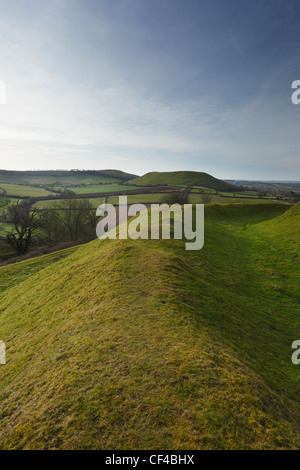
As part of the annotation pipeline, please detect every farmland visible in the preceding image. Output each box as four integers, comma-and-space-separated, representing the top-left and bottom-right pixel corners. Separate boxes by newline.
62, 184, 138, 195
0, 183, 55, 198
1, 170, 298, 263
33, 197, 106, 210
0, 169, 137, 185
128, 171, 238, 191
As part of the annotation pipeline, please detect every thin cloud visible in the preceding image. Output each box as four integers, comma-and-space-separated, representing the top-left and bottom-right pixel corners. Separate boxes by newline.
0, 0, 299, 179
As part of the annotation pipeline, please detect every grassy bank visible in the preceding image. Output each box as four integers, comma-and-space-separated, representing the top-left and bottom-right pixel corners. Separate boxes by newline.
0, 204, 299, 449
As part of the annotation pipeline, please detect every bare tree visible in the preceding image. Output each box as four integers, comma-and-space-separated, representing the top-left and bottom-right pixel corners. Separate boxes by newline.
37, 209, 66, 244
199, 193, 212, 204
36, 197, 97, 245
5, 202, 40, 255
0, 197, 9, 221
0, 198, 9, 208
80, 199, 98, 232
162, 191, 188, 205
55, 197, 96, 240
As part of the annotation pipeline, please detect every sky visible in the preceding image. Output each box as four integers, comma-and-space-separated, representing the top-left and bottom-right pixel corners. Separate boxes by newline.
0, 0, 299, 180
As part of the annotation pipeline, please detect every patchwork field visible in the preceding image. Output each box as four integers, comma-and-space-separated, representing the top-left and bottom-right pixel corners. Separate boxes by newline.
58, 184, 138, 195
129, 171, 238, 191
0, 184, 55, 198
0, 170, 137, 185
107, 193, 166, 205
188, 194, 280, 204
33, 197, 106, 210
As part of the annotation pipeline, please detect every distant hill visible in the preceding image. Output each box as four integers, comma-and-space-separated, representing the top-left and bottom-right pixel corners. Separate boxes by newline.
226, 180, 300, 193
129, 171, 238, 191
0, 203, 299, 449
0, 169, 137, 185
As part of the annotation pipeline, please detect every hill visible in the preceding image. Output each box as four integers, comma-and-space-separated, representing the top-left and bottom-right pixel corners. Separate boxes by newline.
0, 204, 299, 449
0, 169, 137, 185
128, 171, 238, 191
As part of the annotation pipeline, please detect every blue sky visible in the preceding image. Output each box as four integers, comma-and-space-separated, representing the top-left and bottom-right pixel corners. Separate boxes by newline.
0, 0, 299, 179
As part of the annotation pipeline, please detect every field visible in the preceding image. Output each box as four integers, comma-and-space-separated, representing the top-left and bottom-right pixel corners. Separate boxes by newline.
0, 203, 299, 449
108, 193, 166, 205
63, 184, 138, 195
0, 222, 14, 237
0, 185, 282, 208
33, 197, 106, 210
0, 169, 293, 261
0, 184, 55, 198
226, 180, 300, 194
188, 194, 279, 204
0, 170, 137, 185
0, 171, 297, 212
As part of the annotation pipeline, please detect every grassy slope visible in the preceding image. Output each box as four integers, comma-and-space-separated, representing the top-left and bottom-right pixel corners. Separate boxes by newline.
66, 184, 138, 195
33, 194, 277, 209
0, 204, 299, 449
108, 194, 166, 205
33, 197, 106, 210
0, 184, 54, 197
0, 170, 137, 185
129, 171, 237, 191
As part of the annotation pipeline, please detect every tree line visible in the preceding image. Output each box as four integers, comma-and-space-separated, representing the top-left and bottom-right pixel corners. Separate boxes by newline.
3, 197, 98, 255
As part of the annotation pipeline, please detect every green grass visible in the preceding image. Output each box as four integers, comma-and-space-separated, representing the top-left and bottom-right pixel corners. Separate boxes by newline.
0, 222, 14, 236
238, 190, 260, 196
33, 199, 63, 210
32, 193, 279, 209
33, 197, 106, 210
218, 191, 257, 197
188, 193, 280, 204
0, 184, 54, 198
64, 184, 138, 195
34, 193, 166, 210
0, 203, 299, 449
190, 187, 216, 193
128, 171, 238, 191
108, 193, 166, 205
0, 197, 26, 213
0, 170, 137, 185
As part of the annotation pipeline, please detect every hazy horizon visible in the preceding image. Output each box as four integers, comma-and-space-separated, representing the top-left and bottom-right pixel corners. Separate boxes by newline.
0, 0, 300, 180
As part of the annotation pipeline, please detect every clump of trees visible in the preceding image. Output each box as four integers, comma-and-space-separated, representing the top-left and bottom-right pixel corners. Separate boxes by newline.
0, 197, 9, 215
39, 198, 97, 242
162, 189, 212, 205
162, 191, 188, 205
5, 196, 98, 256
5, 202, 40, 255
199, 193, 212, 204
